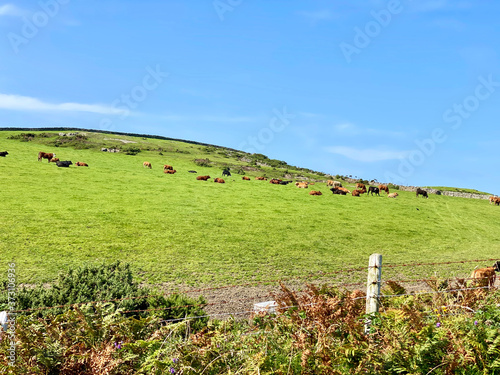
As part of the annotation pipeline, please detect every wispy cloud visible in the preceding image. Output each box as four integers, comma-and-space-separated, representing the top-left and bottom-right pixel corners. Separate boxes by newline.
158, 114, 256, 123
325, 146, 409, 162
0, 93, 124, 115
0, 4, 23, 17
333, 122, 406, 137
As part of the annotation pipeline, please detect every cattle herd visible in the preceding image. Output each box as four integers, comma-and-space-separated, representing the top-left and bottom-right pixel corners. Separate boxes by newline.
0, 149, 496, 205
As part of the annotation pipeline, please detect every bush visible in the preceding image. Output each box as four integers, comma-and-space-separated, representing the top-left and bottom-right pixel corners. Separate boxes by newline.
124, 146, 141, 155
388, 183, 400, 190
0, 262, 207, 326
194, 158, 211, 167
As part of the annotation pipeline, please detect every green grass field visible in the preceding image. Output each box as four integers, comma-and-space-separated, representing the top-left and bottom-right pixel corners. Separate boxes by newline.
1, 130, 499, 286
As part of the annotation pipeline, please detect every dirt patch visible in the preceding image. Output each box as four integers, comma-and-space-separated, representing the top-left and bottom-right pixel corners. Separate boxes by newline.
103, 138, 137, 144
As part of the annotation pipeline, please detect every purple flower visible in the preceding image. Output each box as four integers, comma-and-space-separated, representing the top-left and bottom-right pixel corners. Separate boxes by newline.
114, 341, 123, 349
436, 322, 441, 328
474, 320, 478, 326
172, 358, 178, 363
170, 368, 176, 374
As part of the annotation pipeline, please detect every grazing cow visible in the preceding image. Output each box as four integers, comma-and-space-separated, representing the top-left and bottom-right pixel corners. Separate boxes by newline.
494, 197, 500, 206
309, 190, 322, 196
378, 185, 389, 194
143, 161, 152, 169
356, 182, 366, 190
326, 180, 334, 186
188, 170, 197, 173
214, 177, 225, 183
75, 162, 88, 167
416, 188, 428, 198
337, 187, 351, 194
0, 151, 8, 157
352, 189, 365, 197
222, 168, 231, 177
164, 169, 176, 174
330, 188, 347, 195
296, 182, 309, 189
279, 180, 293, 185
38, 152, 55, 162
269, 178, 282, 184
367, 186, 380, 196
255, 177, 267, 180
388, 192, 399, 198
163, 164, 174, 171
49, 158, 59, 163
196, 175, 211, 181
470, 261, 500, 288
56, 161, 72, 168
489, 196, 498, 205
242, 176, 250, 180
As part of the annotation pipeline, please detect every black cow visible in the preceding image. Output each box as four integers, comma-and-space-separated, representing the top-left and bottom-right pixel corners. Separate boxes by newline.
0, 151, 8, 157
330, 188, 347, 195
188, 170, 197, 173
367, 186, 380, 196
222, 168, 231, 177
56, 161, 73, 168
416, 188, 429, 198
279, 180, 293, 185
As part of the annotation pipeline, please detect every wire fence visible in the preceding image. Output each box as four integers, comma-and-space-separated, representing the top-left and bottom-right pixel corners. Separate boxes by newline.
6, 256, 499, 323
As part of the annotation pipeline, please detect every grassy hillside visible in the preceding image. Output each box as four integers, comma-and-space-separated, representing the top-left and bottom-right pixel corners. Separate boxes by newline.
1, 130, 499, 286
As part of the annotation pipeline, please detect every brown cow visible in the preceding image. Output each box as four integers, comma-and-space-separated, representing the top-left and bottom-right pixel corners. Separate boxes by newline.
196, 175, 210, 181
356, 182, 366, 190
269, 178, 282, 184
296, 182, 309, 189
164, 169, 176, 174
470, 261, 500, 288
388, 192, 399, 198
489, 196, 499, 205
49, 158, 60, 163
326, 180, 334, 186
494, 197, 500, 206
255, 177, 267, 180
379, 185, 390, 194
309, 190, 322, 195
337, 187, 351, 194
38, 152, 55, 162
143, 161, 152, 169
242, 176, 250, 180
75, 162, 88, 167
163, 164, 173, 171
214, 178, 225, 183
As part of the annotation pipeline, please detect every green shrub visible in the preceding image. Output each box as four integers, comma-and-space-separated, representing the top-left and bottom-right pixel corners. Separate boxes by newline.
124, 146, 141, 155
0, 262, 207, 327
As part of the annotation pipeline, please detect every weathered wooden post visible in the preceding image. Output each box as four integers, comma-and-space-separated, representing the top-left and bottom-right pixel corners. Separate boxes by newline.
365, 253, 382, 334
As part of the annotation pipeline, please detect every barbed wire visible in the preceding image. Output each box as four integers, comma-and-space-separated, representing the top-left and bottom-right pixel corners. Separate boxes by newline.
383, 258, 498, 269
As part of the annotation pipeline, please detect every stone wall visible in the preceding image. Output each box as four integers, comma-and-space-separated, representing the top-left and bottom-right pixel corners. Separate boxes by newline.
396, 186, 489, 200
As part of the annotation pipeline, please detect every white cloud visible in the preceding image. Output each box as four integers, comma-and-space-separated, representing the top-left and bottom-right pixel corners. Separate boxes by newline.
158, 114, 256, 123
0, 93, 124, 115
0, 4, 23, 16
325, 146, 409, 162
333, 122, 406, 137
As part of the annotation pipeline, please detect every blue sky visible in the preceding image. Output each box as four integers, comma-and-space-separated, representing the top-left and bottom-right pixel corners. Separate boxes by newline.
0, 0, 499, 193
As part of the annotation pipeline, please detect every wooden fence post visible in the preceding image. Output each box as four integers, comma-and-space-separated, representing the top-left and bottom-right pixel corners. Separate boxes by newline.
365, 253, 382, 334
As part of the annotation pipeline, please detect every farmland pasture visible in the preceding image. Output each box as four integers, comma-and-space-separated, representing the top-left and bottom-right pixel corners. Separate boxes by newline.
1, 130, 499, 286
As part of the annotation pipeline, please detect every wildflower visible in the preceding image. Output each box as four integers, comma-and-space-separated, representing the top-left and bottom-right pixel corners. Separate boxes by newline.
172, 358, 178, 363
436, 322, 441, 328
114, 341, 123, 350
170, 368, 176, 374
474, 321, 478, 326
